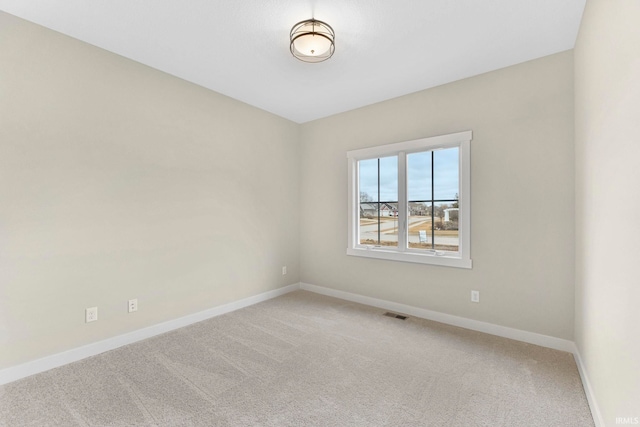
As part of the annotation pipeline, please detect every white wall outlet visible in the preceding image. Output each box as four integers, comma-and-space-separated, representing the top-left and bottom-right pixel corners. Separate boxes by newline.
471, 290, 480, 303
128, 299, 138, 313
282, 266, 287, 275
85, 306, 98, 323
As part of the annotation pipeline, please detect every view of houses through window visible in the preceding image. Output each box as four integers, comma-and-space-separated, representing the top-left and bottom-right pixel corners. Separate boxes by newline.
358, 147, 460, 252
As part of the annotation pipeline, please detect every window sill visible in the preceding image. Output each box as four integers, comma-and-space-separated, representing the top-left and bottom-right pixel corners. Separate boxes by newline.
347, 247, 472, 269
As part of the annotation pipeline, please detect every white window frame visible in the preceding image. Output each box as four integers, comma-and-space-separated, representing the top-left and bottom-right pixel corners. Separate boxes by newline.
347, 131, 472, 269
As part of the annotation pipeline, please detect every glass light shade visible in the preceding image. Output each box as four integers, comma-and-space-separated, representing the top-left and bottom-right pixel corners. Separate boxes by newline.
290, 19, 335, 63
294, 32, 332, 57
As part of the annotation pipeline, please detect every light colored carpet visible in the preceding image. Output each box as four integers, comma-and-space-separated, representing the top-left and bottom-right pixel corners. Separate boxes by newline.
0, 290, 594, 426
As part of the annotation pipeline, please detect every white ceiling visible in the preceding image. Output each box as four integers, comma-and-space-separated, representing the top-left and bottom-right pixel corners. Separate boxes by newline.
0, 0, 585, 123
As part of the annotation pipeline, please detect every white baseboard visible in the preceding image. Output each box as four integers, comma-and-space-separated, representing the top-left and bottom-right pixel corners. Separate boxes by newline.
572, 343, 605, 427
0, 283, 300, 385
300, 282, 604, 426
300, 282, 574, 352
1, 280, 602, 427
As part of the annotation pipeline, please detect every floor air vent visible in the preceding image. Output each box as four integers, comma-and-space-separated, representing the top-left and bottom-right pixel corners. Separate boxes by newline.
383, 312, 407, 320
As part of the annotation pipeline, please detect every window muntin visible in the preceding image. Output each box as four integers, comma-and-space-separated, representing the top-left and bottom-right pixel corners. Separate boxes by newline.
347, 131, 472, 268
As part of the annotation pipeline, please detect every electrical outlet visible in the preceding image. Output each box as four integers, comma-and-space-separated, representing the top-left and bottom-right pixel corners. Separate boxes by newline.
85, 307, 98, 323
471, 290, 480, 303
282, 266, 287, 275
128, 299, 138, 313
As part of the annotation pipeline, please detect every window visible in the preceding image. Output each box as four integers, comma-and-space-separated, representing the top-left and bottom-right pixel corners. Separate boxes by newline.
347, 131, 472, 268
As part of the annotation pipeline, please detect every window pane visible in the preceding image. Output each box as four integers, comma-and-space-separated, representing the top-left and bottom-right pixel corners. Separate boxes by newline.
434, 147, 459, 200
358, 156, 398, 248
433, 201, 459, 252
379, 156, 398, 203
408, 202, 432, 249
358, 158, 379, 202
359, 216, 400, 247
407, 151, 432, 202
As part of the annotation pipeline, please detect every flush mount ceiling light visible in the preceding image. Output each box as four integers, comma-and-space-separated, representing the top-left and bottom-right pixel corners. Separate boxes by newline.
290, 19, 335, 63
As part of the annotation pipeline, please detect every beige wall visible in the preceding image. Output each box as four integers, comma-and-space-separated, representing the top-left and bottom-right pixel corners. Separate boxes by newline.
0, 12, 300, 369
575, 1, 640, 424
300, 51, 575, 339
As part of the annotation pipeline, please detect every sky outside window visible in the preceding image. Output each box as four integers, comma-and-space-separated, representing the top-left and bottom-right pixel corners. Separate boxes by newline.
359, 156, 398, 201
434, 147, 459, 200
361, 149, 459, 202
